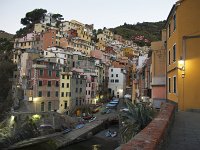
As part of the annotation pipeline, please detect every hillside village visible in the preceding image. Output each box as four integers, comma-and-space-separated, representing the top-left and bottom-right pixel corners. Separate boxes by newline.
0, 0, 200, 149
12, 12, 152, 115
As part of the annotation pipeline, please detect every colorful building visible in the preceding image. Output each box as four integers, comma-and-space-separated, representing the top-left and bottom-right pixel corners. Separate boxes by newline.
151, 30, 167, 108
28, 58, 61, 112
165, 0, 200, 110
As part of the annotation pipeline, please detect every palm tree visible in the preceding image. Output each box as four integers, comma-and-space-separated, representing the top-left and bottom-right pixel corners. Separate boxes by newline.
119, 100, 154, 143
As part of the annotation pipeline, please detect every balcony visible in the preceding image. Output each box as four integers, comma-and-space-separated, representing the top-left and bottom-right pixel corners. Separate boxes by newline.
32, 64, 47, 69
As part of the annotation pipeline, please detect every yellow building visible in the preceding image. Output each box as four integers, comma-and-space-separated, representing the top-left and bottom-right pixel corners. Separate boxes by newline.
77, 27, 92, 42
166, 0, 200, 110
59, 69, 71, 114
68, 38, 92, 55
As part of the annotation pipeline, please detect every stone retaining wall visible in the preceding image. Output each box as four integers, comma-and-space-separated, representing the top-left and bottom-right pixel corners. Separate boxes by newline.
119, 103, 175, 150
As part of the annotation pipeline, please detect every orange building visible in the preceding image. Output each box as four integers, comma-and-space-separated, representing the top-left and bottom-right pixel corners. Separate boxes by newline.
151, 30, 167, 108
42, 29, 59, 50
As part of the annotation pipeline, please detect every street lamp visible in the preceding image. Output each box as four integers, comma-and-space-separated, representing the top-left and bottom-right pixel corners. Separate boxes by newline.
33, 97, 39, 113
178, 57, 185, 78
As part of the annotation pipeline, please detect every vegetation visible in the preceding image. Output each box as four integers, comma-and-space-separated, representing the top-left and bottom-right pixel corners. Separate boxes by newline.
20, 9, 47, 26
0, 37, 16, 121
15, 9, 64, 37
110, 21, 166, 46
16, 9, 47, 37
0, 116, 40, 148
52, 13, 63, 27
119, 100, 155, 143
0, 31, 13, 40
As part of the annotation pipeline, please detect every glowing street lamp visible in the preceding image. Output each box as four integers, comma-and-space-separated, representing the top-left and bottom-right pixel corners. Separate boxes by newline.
178, 57, 185, 78
33, 97, 39, 112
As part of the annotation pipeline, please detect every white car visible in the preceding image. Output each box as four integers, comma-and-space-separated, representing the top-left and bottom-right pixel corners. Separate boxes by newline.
89, 117, 96, 123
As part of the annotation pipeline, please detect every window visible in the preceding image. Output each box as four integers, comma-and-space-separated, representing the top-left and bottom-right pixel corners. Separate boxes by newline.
173, 44, 176, 62
48, 70, 52, 77
66, 92, 68, 97
89, 83, 90, 87
66, 83, 69, 88
38, 91, 42, 97
86, 90, 87, 95
80, 80, 82, 84
111, 74, 113, 77
111, 69, 113, 72
168, 23, 171, 37
67, 75, 69, 79
168, 78, 171, 93
38, 81, 43, 86
76, 99, 78, 106
116, 74, 118, 77
55, 91, 59, 97
80, 88, 82, 93
47, 91, 50, 97
64, 101, 68, 109
88, 90, 90, 95
76, 88, 78, 93
173, 76, 176, 93
48, 102, 51, 111
61, 92, 64, 97
62, 75, 65, 79
76, 79, 78, 84
110, 79, 114, 83
173, 14, 176, 31
69, 92, 71, 97
56, 71, 59, 77
62, 83, 64, 88
41, 102, 44, 112
39, 69, 43, 76
168, 50, 171, 65
47, 81, 51, 87
56, 81, 59, 87
115, 79, 119, 83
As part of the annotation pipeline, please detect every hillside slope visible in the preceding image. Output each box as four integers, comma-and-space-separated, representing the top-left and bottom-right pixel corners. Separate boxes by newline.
0, 30, 14, 40
110, 21, 166, 46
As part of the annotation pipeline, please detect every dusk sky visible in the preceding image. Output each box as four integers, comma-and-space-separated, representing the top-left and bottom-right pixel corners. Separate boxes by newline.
0, 0, 177, 34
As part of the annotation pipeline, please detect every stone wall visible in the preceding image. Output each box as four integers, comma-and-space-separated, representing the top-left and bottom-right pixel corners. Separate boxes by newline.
119, 103, 175, 150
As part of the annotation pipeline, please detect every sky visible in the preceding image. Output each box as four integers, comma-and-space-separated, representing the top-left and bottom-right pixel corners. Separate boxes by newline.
0, 0, 177, 34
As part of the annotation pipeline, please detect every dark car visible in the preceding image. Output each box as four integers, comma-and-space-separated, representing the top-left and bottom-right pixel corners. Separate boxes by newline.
63, 128, 72, 134
82, 115, 93, 120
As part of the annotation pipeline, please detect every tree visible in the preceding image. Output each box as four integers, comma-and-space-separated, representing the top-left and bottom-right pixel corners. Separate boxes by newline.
119, 100, 154, 143
0, 38, 13, 61
52, 14, 63, 27
16, 9, 47, 37
20, 9, 47, 26
97, 29, 103, 34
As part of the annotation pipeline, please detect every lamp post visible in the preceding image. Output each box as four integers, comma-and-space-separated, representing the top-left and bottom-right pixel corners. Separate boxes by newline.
33, 98, 39, 113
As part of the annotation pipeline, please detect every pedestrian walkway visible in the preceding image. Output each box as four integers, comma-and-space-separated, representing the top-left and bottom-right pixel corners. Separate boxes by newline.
167, 111, 200, 150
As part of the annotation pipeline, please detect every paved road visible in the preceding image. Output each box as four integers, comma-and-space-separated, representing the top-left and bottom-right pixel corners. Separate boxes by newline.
167, 111, 200, 150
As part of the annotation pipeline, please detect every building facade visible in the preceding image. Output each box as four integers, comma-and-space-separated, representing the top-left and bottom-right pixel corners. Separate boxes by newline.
166, 0, 200, 110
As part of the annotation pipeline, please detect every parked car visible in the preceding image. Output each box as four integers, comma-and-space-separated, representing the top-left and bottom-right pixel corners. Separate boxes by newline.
82, 115, 93, 120
38, 124, 54, 135
89, 117, 96, 123
63, 128, 72, 134
106, 103, 117, 108
75, 124, 85, 129
120, 108, 129, 112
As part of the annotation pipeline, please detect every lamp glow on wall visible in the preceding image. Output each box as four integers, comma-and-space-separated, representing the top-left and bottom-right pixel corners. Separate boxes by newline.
178, 57, 185, 78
